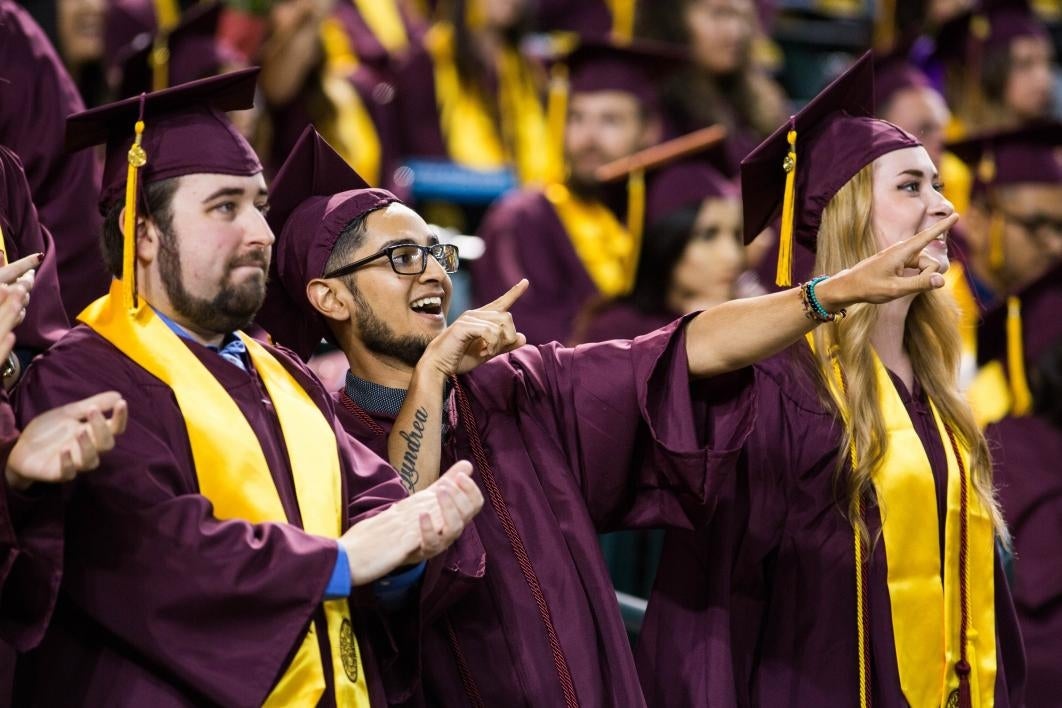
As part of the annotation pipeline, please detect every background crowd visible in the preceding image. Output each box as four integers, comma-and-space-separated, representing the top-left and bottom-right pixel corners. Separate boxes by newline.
0, 0, 1060, 703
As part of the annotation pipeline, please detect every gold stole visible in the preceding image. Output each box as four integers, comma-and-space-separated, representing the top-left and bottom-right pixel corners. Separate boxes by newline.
79, 281, 369, 706
544, 183, 637, 298
940, 151, 972, 227
426, 23, 558, 184
351, 0, 407, 53
821, 346, 997, 707
318, 17, 383, 185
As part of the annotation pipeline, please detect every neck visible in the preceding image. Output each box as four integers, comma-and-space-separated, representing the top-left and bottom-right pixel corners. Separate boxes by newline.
139, 272, 225, 347
869, 296, 914, 390
967, 257, 1006, 299
341, 336, 415, 391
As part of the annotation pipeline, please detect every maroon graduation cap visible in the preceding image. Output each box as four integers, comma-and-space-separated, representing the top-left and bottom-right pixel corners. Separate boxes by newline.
557, 35, 688, 112
740, 51, 920, 286
872, 40, 934, 112
65, 67, 261, 309
259, 126, 400, 361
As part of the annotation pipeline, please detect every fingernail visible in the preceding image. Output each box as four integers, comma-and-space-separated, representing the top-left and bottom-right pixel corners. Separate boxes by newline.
34, 253, 43, 263
931, 274, 945, 288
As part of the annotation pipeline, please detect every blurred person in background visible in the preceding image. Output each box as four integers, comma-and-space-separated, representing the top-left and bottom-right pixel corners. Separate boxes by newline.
472, 38, 674, 344
19, 0, 108, 106
636, 0, 788, 170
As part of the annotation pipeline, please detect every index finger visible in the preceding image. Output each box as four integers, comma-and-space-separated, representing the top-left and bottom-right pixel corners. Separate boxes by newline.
0, 254, 42, 285
893, 214, 959, 260
482, 279, 529, 313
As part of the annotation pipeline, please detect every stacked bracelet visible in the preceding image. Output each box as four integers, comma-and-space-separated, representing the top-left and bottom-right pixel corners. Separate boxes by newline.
800, 275, 847, 323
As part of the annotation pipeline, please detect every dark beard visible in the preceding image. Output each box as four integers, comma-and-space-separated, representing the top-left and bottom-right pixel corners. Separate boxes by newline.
157, 226, 269, 335
350, 284, 431, 367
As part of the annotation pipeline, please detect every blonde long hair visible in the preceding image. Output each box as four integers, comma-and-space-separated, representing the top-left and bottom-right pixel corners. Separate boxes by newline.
809, 164, 1008, 545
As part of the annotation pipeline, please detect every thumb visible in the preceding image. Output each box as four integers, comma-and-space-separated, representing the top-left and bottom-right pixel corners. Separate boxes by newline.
896, 267, 946, 297
441, 459, 474, 481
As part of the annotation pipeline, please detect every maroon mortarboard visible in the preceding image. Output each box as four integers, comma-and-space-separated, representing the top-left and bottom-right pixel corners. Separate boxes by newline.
645, 160, 736, 227
558, 35, 688, 112
66, 66, 261, 211
258, 126, 400, 361
947, 122, 1062, 193
872, 41, 933, 112
975, 261, 1062, 416
65, 67, 261, 310
740, 51, 920, 286
105, 0, 160, 73
116, 2, 231, 98
932, 0, 1049, 70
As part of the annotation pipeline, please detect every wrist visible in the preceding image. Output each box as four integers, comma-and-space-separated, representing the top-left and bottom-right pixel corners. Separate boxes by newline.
813, 270, 855, 311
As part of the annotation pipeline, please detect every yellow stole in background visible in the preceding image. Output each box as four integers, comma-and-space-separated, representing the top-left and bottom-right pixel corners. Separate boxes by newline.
426, 22, 558, 184
79, 281, 369, 707
544, 183, 637, 297
822, 346, 996, 707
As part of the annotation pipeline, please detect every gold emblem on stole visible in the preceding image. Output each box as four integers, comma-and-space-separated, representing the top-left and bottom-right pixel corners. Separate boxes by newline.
339, 618, 359, 682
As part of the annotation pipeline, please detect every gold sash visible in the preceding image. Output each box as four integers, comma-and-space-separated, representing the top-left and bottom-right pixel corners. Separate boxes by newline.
544, 183, 637, 297
426, 23, 558, 184
319, 17, 383, 186
79, 281, 369, 706
821, 345, 996, 707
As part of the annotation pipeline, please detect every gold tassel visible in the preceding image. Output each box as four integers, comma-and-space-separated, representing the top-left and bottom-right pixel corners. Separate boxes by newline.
123, 116, 148, 313
776, 127, 797, 287
547, 63, 569, 184
988, 209, 1006, 272
0, 222, 7, 267
150, 0, 179, 92
625, 168, 645, 294
607, 0, 636, 43
1006, 296, 1033, 416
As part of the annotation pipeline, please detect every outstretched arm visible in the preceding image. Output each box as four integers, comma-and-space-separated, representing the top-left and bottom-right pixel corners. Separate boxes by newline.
686, 214, 957, 377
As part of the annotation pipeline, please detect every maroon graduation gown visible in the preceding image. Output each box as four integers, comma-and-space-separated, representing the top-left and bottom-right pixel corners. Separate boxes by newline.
0, 0, 110, 319
335, 318, 754, 706
13, 325, 414, 707
989, 413, 1062, 707
473, 188, 600, 345
0, 145, 69, 354
637, 346, 1026, 707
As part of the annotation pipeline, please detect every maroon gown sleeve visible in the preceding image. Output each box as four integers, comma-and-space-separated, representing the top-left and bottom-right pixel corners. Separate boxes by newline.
12, 331, 353, 706
466, 314, 755, 531
0, 145, 70, 353
0, 0, 110, 319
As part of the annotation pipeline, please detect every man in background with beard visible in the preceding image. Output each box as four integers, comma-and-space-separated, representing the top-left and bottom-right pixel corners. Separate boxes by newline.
472, 37, 672, 344
13, 70, 483, 706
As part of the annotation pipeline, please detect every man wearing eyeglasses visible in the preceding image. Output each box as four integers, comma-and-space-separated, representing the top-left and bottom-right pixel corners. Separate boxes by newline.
259, 127, 958, 706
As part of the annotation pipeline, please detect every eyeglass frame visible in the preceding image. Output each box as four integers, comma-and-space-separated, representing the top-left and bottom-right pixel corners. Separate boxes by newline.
323, 242, 460, 279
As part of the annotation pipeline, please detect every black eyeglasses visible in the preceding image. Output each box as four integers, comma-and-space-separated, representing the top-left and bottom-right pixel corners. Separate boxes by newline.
324, 243, 460, 279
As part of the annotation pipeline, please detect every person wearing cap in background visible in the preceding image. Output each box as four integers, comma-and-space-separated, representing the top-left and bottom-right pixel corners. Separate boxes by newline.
637, 52, 1024, 707
391, 0, 557, 186
0, 0, 112, 320
572, 133, 747, 344
12, 70, 483, 706
259, 117, 961, 705
931, 0, 1054, 136
0, 145, 128, 705
635, 0, 789, 172
971, 263, 1061, 708
258, 0, 417, 185
472, 36, 681, 345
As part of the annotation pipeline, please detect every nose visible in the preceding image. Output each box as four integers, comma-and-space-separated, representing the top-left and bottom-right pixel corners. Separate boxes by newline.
929, 189, 955, 219
244, 209, 275, 249
419, 249, 450, 285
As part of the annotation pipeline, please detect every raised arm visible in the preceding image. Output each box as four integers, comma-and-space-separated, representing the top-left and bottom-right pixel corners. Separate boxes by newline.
388, 280, 527, 491
686, 214, 957, 377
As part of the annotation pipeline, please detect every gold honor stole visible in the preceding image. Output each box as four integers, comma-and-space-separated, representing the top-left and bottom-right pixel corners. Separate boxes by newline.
544, 183, 637, 298
79, 281, 369, 706
426, 23, 559, 184
318, 17, 383, 186
822, 346, 996, 707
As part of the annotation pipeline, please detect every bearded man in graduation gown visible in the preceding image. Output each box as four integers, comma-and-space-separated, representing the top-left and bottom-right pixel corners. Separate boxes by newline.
13, 70, 483, 707
471, 37, 675, 345
256, 125, 958, 706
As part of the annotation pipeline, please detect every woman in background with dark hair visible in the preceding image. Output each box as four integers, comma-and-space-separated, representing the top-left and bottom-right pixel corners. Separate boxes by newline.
574, 159, 747, 344
636, 0, 787, 170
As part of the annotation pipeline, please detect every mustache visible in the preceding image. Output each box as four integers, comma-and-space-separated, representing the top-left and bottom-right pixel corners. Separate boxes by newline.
227, 249, 270, 271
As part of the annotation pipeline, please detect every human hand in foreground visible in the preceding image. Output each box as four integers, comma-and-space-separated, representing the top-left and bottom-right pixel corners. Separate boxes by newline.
5, 391, 128, 491
814, 213, 958, 310
421, 279, 528, 378
0, 253, 41, 362
339, 460, 484, 585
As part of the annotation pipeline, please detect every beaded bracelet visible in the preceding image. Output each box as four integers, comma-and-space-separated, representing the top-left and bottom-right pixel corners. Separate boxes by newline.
799, 275, 847, 323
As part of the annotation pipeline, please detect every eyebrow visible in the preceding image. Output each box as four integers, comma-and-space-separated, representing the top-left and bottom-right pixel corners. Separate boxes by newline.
378, 238, 419, 249
897, 169, 940, 180
201, 186, 249, 203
